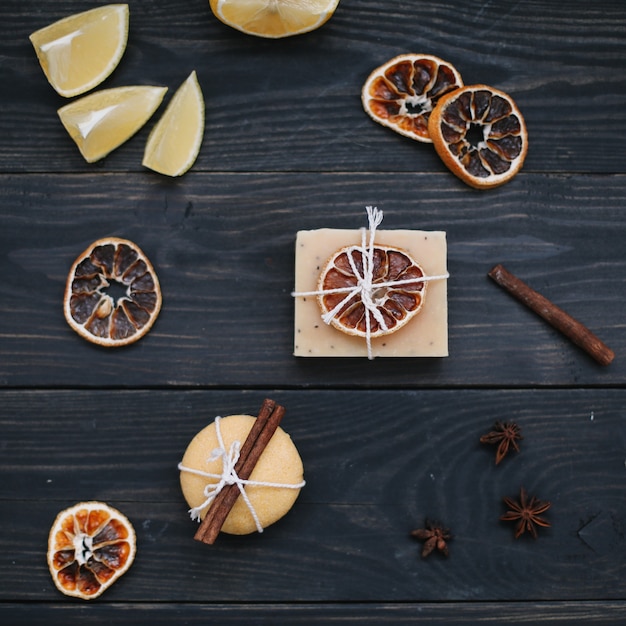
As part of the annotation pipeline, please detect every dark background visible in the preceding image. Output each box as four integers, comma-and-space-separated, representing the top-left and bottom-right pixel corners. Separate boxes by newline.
1, 0, 625, 622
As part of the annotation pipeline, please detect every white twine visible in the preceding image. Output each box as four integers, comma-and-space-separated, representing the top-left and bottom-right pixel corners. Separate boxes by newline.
178, 416, 306, 534
292, 206, 450, 359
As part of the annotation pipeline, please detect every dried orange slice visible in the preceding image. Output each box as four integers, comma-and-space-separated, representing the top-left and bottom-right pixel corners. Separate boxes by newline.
209, 0, 340, 38
47, 501, 136, 600
361, 54, 463, 143
318, 244, 426, 337
428, 84, 528, 189
63, 237, 162, 347
29, 4, 129, 98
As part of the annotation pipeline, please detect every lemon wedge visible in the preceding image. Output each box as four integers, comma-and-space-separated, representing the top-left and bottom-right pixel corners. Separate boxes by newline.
58, 85, 167, 163
142, 71, 205, 177
29, 4, 129, 98
209, 0, 340, 38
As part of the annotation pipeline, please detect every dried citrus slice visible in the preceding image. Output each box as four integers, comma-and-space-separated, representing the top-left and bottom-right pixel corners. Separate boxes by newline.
47, 501, 136, 600
361, 54, 463, 143
57, 85, 167, 163
63, 237, 162, 347
142, 71, 204, 177
428, 84, 528, 189
29, 4, 129, 98
209, 0, 340, 38
318, 244, 426, 338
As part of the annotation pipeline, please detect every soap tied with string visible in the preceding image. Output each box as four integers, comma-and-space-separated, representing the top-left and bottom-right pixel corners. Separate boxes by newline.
292, 207, 449, 359
179, 414, 305, 536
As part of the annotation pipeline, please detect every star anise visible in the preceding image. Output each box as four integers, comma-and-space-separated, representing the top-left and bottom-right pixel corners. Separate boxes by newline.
480, 420, 523, 465
500, 487, 551, 539
410, 519, 452, 558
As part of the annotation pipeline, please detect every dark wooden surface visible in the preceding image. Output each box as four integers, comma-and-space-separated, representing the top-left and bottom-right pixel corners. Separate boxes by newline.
1, 0, 625, 622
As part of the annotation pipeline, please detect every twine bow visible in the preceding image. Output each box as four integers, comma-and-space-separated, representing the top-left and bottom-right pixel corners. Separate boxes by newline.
178, 416, 305, 533
292, 206, 449, 359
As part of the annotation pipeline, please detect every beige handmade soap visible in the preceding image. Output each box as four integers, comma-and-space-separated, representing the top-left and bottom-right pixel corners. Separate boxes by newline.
179, 414, 305, 535
293, 227, 448, 357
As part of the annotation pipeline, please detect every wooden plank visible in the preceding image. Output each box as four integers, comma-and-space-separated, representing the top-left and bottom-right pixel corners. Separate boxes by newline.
2, 602, 626, 624
0, 172, 623, 387
2, 0, 624, 622
1, 389, 624, 602
1, 1, 625, 173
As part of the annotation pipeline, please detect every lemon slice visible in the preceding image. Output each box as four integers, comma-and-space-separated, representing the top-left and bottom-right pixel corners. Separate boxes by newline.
57, 85, 167, 163
29, 4, 129, 98
142, 71, 205, 177
209, 0, 340, 38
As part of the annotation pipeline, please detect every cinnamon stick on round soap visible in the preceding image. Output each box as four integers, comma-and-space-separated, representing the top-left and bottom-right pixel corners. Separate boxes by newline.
488, 264, 614, 366
179, 399, 305, 544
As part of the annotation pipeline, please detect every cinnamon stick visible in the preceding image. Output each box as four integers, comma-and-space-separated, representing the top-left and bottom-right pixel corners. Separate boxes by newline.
488, 264, 614, 366
194, 398, 286, 544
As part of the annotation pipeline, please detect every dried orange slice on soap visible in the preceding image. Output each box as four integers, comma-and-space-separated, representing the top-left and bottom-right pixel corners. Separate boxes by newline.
209, 0, 340, 38
63, 237, 162, 347
29, 4, 129, 98
428, 84, 528, 188
47, 501, 136, 600
318, 244, 426, 337
362, 54, 463, 142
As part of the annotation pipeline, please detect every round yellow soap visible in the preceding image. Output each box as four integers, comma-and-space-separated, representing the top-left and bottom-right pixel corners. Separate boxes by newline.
179, 414, 304, 535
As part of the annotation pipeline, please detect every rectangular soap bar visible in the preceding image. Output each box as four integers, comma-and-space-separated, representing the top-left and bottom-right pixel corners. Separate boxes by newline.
293, 228, 448, 357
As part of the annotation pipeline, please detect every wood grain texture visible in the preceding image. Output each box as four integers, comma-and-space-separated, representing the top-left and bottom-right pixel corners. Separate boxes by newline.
1, 389, 624, 602
1, 0, 625, 621
2, 602, 626, 625
0, 172, 623, 387
1, 1, 625, 173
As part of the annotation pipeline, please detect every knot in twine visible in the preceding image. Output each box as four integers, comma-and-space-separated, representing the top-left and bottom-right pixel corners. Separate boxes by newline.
178, 416, 305, 533
292, 206, 450, 359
